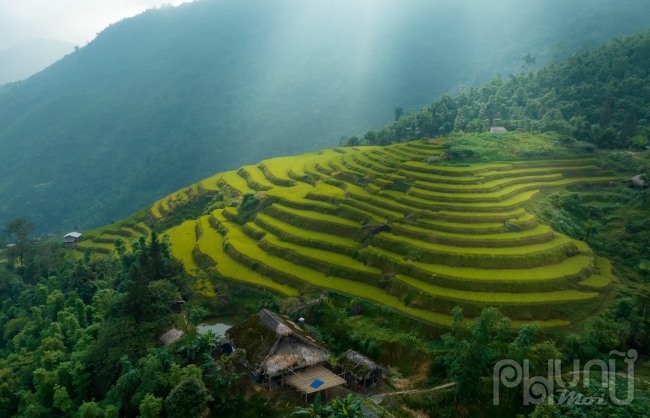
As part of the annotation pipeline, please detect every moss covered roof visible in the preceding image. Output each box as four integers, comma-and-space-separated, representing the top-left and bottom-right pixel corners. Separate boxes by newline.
225, 309, 329, 377
338, 350, 384, 380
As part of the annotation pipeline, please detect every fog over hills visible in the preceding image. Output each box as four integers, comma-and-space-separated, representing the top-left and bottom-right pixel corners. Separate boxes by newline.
1, 0, 649, 233
0, 39, 75, 85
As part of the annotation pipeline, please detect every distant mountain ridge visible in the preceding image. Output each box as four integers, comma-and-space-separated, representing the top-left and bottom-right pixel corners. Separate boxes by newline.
355, 29, 650, 149
1, 0, 650, 233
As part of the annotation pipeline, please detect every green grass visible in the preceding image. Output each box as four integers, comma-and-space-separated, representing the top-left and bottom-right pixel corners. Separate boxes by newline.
78, 135, 621, 328
579, 257, 615, 289
396, 189, 541, 211
218, 170, 255, 195
150, 201, 164, 219
343, 198, 405, 220
385, 145, 432, 160
342, 155, 394, 178
404, 217, 505, 234
197, 215, 298, 296
166, 220, 200, 274
394, 143, 444, 156
412, 173, 563, 193
435, 208, 527, 222
197, 173, 222, 192
220, 213, 460, 326
368, 245, 593, 284
475, 165, 599, 180
396, 274, 598, 304
398, 169, 480, 184
242, 221, 267, 240
265, 181, 344, 202
76, 240, 116, 252
407, 177, 624, 203
353, 152, 398, 174
374, 229, 576, 257
259, 233, 383, 282
505, 157, 598, 167
237, 165, 275, 191
390, 223, 556, 247
300, 149, 345, 178
329, 155, 367, 178
372, 148, 411, 162
254, 212, 361, 255
265, 203, 360, 228
401, 161, 512, 175
364, 150, 400, 167
258, 154, 328, 186
403, 141, 445, 151
345, 183, 421, 214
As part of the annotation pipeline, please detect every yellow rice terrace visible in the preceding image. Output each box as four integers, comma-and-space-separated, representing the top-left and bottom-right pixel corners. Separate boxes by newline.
79, 136, 625, 328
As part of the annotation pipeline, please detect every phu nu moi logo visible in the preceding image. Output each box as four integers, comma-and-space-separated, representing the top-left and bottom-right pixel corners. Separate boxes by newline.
493, 349, 637, 406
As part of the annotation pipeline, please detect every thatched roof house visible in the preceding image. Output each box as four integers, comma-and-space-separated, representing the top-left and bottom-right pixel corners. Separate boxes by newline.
338, 350, 384, 392
225, 309, 330, 378
630, 174, 647, 188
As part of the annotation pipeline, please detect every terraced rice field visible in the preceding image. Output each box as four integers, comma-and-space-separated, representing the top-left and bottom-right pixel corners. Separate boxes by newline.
82, 139, 624, 327
76, 220, 151, 254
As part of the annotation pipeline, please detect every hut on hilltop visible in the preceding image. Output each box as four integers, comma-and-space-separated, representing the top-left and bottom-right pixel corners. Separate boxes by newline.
226, 309, 344, 398
337, 350, 384, 392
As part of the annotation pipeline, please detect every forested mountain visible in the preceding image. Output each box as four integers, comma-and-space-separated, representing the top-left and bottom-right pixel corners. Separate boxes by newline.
2, 0, 650, 233
358, 30, 650, 150
0, 39, 74, 85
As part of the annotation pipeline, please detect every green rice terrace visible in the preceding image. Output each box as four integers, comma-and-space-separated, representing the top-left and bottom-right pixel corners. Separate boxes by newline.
77, 135, 627, 328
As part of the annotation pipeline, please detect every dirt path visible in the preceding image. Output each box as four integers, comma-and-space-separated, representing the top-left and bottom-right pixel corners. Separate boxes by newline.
370, 382, 456, 405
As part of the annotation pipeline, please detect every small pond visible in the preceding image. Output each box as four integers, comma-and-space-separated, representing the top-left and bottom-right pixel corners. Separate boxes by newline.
196, 317, 234, 336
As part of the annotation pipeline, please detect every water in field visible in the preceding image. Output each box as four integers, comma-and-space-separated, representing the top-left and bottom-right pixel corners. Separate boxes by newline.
196, 317, 234, 336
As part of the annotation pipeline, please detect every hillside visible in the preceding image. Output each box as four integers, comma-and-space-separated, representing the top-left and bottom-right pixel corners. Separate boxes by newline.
2, 0, 650, 233
361, 29, 650, 149
79, 133, 631, 328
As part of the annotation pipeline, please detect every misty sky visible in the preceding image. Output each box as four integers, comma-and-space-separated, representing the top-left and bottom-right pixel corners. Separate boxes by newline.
0, 0, 191, 49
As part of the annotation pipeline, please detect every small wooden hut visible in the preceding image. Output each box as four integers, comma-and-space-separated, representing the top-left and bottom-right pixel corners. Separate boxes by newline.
159, 328, 184, 346
337, 350, 384, 392
63, 232, 82, 248
226, 309, 344, 398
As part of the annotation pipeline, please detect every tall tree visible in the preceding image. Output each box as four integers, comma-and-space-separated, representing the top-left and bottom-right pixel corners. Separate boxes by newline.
440, 307, 511, 402
1, 217, 35, 265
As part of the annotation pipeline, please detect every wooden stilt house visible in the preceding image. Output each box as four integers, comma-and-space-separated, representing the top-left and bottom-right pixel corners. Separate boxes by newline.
225, 309, 345, 399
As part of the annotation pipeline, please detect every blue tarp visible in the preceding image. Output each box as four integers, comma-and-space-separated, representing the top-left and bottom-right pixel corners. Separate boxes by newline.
310, 379, 324, 389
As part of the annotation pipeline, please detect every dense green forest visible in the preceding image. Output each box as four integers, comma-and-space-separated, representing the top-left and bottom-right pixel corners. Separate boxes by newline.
2, 0, 650, 233
0, 231, 251, 417
1, 216, 649, 417
350, 30, 650, 150
2, 2, 650, 417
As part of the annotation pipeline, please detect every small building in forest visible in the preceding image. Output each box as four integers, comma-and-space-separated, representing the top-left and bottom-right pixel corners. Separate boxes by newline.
629, 174, 647, 188
63, 232, 82, 247
489, 126, 508, 134
337, 350, 384, 392
226, 309, 345, 398
159, 328, 184, 346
